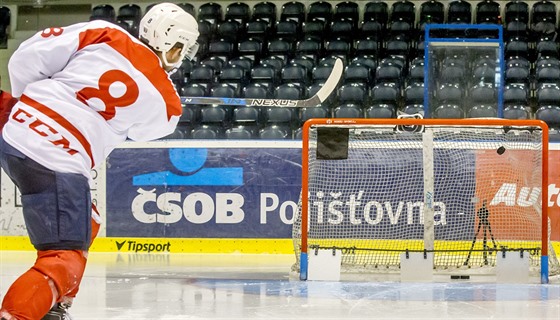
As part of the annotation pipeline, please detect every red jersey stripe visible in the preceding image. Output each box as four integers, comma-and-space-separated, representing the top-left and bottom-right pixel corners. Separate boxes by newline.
20, 94, 95, 167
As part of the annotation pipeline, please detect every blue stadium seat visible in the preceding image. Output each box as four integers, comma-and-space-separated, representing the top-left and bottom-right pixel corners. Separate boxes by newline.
503, 105, 530, 120
290, 56, 315, 75
435, 83, 464, 108
281, 63, 309, 87
434, 104, 464, 118
259, 124, 292, 139
338, 83, 369, 107
250, 63, 279, 89
466, 104, 497, 118
189, 64, 216, 90
218, 65, 249, 96
503, 84, 529, 106
243, 82, 272, 99
535, 105, 560, 128
343, 62, 373, 86
181, 83, 208, 97
312, 63, 336, 84
191, 125, 224, 139
333, 103, 362, 118
536, 83, 560, 106
404, 82, 424, 106
365, 104, 396, 119
469, 83, 497, 108
191, 105, 230, 139
226, 106, 261, 139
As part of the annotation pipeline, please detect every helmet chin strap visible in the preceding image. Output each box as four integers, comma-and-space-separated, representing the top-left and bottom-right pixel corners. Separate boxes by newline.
161, 51, 184, 70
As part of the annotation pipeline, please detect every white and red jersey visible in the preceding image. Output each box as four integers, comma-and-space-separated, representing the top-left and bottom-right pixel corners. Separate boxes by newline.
4, 20, 182, 180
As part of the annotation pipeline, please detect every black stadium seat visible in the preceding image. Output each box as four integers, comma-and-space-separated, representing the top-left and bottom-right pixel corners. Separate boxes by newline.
116, 4, 142, 37
252, 1, 277, 26
0, 6, 10, 48
90, 4, 115, 22
307, 1, 332, 24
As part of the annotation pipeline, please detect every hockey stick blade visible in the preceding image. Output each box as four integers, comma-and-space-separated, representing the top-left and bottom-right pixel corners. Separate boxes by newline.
180, 58, 344, 108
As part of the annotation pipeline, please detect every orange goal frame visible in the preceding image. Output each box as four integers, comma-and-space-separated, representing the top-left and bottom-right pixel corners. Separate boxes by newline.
299, 118, 550, 283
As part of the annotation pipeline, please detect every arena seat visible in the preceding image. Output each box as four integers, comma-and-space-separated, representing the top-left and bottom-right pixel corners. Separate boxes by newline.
364, 103, 396, 118
391, 0, 415, 24
307, 1, 332, 24
505, 1, 528, 24
90, 4, 115, 22
198, 2, 223, 26
334, 103, 363, 118
364, 1, 388, 26
447, 0, 472, 24
225, 2, 251, 25
420, 0, 444, 24
259, 124, 292, 139
252, 1, 277, 26
476, 0, 500, 24
116, 4, 141, 37
280, 1, 305, 25
0, 6, 10, 48
245, 20, 269, 42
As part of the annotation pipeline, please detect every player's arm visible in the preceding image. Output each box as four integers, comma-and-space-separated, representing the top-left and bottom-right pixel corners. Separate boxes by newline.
7, 24, 83, 98
127, 100, 181, 142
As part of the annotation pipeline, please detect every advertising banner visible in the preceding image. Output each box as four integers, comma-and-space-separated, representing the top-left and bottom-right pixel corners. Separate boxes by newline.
105, 146, 301, 238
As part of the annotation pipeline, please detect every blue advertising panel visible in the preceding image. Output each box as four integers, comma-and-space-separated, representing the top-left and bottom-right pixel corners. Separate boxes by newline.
106, 147, 301, 238
106, 144, 477, 240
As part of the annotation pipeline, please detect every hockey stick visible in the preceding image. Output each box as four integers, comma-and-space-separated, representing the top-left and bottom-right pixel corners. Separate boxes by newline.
180, 58, 344, 108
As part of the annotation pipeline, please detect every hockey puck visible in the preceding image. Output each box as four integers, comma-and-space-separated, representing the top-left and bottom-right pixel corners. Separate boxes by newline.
497, 146, 506, 155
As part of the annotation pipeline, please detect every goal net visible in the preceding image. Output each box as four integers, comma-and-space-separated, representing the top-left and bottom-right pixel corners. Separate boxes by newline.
292, 118, 559, 283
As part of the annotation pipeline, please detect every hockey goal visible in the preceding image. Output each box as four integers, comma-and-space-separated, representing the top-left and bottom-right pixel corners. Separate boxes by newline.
293, 118, 559, 283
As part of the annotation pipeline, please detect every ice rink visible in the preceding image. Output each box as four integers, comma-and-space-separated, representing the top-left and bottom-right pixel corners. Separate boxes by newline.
1, 251, 559, 320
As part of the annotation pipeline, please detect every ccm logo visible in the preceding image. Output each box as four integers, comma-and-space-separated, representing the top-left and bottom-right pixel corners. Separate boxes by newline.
11, 108, 76, 155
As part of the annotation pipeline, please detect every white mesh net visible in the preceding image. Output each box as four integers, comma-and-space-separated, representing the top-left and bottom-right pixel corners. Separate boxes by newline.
293, 120, 559, 279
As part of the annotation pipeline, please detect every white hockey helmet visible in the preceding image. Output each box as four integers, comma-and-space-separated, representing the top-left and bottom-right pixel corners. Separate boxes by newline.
139, 2, 199, 68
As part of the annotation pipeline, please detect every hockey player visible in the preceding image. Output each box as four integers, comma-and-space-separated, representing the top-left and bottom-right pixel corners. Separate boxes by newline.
0, 75, 17, 131
0, 3, 198, 319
